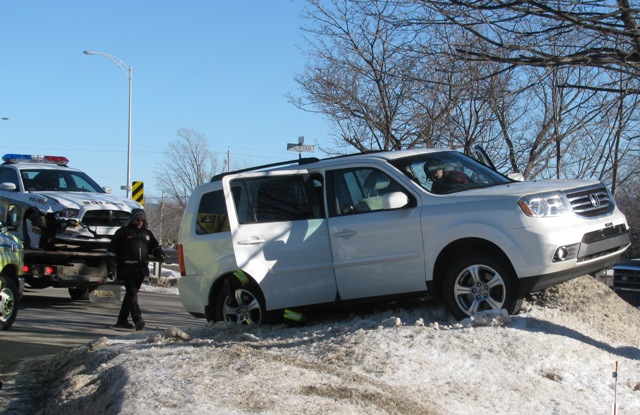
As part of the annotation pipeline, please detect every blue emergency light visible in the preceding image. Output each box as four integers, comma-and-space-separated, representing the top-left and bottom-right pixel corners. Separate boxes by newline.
2, 154, 69, 165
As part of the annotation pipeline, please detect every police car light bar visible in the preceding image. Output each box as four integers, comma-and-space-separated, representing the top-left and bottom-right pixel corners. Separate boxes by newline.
2, 154, 69, 165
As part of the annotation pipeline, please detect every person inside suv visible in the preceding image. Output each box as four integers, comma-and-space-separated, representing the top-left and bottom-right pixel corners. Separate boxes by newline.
424, 157, 471, 194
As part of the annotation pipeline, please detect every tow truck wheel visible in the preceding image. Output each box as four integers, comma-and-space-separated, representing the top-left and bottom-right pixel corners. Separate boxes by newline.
68, 287, 94, 300
0, 276, 18, 330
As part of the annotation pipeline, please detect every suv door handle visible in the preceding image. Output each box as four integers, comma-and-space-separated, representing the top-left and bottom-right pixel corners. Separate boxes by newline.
334, 229, 357, 239
237, 237, 266, 245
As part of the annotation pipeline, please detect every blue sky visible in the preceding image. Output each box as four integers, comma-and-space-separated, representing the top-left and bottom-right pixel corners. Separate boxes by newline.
0, 1, 332, 201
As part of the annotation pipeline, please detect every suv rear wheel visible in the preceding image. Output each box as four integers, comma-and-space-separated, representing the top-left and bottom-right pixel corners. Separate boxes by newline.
443, 253, 518, 320
214, 277, 268, 325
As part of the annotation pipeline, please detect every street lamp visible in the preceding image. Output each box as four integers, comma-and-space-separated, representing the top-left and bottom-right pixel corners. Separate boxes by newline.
83, 50, 133, 198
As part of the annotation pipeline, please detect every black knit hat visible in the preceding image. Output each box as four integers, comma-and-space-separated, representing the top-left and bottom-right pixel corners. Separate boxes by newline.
130, 208, 147, 221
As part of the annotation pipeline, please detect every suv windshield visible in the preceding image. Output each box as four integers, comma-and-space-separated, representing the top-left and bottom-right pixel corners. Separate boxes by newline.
21, 169, 106, 193
389, 151, 511, 194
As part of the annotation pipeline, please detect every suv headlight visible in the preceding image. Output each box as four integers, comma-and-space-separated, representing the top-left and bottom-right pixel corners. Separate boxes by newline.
55, 209, 80, 219
519, 193, 570, 218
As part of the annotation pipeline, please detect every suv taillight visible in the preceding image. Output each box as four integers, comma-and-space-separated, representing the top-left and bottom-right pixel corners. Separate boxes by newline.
178, 244, 186, 276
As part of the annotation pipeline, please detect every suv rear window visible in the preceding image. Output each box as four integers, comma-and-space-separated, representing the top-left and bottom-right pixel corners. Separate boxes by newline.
196, 190, 230, 235
231, 175, 323, 223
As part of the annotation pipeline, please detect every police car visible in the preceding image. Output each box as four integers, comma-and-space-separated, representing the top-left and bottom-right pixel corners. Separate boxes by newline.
0, 154, 141, 251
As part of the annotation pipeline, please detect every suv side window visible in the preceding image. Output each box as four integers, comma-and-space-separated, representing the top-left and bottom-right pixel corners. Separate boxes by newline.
231, 174, 323, 223
328, 168, 406, 216
196, 190, 230, 235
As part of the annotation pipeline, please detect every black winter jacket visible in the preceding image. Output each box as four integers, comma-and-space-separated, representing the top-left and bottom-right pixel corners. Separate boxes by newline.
107, 224, 164, 278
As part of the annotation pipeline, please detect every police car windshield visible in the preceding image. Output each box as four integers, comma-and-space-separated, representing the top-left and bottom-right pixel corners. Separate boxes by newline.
389, 151, 511, 194
21, 169, 106, 193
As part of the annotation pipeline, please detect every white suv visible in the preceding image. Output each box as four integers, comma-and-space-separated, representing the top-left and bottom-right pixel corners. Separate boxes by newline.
177, 149, 630, 322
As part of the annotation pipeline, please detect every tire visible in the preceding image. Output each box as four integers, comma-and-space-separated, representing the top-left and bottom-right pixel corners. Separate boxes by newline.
0, 276, 19, 330
214, 277, 268, 325
68, 287, 94, 300
443, 253, 518, 320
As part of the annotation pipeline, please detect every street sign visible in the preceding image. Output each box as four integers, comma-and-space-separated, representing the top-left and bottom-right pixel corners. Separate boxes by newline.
132, 181, 144, 205
287, 143, 315, 153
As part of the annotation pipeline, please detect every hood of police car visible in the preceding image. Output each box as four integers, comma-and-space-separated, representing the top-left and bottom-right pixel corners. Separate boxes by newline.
33, 191, 141, 212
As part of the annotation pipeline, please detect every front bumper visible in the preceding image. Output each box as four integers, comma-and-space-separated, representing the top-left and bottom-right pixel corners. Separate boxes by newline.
518, 225, 630, 294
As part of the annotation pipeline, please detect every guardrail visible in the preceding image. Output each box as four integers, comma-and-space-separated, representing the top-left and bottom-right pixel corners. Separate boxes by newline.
150, 249, 177, 278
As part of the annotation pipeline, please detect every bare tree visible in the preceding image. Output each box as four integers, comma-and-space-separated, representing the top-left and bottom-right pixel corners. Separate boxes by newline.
405, 1, 640, 91
144, 199, 183, 248
390, 1, 640, 185
291, 0, 429, 152
293, 0, 640, 190
153, 129, 219, 246
155, 128, 219, 209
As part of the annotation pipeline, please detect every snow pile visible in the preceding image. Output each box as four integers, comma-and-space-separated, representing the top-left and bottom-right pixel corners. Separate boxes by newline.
2, 276, 640, 414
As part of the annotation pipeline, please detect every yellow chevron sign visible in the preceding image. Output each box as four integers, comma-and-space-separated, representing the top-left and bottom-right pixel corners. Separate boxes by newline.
132, 181, 144, 205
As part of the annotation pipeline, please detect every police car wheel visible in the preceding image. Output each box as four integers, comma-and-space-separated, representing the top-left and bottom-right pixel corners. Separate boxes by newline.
0, 276, 19, 330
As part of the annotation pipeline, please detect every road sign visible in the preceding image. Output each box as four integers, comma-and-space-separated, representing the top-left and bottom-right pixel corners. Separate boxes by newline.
287, 143, 315, 153
132, 181, 144, 205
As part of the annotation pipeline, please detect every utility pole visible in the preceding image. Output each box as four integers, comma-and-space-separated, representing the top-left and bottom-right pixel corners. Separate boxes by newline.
159, 192, 165, 246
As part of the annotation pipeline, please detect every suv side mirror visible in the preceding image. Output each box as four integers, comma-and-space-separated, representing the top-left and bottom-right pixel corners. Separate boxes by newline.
103, 187, 113, 194
382, 192, 409, 210
507, 172, 525, 182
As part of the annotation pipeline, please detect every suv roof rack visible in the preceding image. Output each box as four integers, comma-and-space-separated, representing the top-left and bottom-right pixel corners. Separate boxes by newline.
211, 157, 320, 181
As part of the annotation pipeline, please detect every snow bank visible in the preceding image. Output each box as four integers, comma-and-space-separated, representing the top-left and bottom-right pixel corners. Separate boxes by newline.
2, 276, 640, 415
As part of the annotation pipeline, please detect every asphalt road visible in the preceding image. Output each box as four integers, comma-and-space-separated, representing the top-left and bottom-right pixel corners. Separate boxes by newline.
0, 285, 204, 381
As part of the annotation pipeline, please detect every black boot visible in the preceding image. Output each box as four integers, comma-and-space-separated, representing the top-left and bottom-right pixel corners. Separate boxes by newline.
134, 319, 145, 331
115, 320, 134, 329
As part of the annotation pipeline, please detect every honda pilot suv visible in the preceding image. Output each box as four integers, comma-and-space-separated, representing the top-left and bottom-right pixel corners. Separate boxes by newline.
177, 149, 630, 323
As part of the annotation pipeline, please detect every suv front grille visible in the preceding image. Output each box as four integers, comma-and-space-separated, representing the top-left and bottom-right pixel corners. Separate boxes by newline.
82, 210, 131, 227
565, 185, 613, 218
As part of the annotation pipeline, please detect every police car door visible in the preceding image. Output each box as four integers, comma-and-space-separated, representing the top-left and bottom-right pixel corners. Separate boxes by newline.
223, 171, 337, 310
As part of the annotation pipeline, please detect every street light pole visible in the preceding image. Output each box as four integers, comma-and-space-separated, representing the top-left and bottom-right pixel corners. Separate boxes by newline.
83, 50, 133, 199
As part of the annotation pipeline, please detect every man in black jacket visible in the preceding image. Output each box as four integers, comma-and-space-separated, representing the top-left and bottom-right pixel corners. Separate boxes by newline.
107, 208, 166, 330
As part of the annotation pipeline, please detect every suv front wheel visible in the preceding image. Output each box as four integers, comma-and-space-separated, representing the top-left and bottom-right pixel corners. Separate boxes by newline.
443, 253, 518, 320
